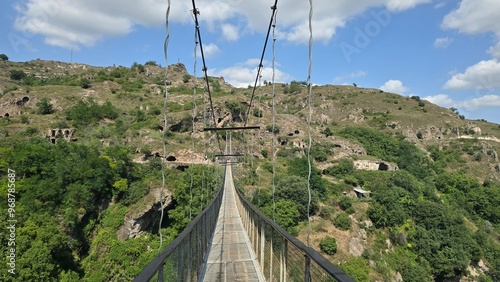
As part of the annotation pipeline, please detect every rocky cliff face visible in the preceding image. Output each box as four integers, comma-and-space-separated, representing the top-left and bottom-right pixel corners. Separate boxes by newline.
117, 187, 174, 241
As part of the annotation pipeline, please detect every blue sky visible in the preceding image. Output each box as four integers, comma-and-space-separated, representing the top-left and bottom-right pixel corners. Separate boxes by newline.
1, 0, 500, 124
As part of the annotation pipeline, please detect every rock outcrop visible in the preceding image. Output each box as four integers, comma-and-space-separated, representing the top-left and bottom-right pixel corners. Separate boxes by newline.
354, 160, 398, 171
117, 187, 174, 241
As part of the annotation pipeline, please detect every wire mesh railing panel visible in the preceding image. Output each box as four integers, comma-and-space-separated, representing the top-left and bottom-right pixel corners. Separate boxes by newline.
234, 174, 354, 282
133, 168, 225, 282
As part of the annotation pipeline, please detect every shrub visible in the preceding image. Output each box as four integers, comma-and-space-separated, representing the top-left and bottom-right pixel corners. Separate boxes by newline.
80, 78, 91, 89
333, 212, 352, 230
266, 124, 280, 134
261, 150, 268, 158
66, 99, 118, 125
226, 100, 246, 120
325, 159, 354, 177
340, 257, 370, 282
319, 236, 337, 255
311, 143, 329, 162
22, 126, 39, 136
322, 127, 333, 137
145, 60, 158, 66
10, 70, 26, 81
339, 196, 353, 211
319, 206, 335, 219
252, 108, 263, 118
20, 115, 29, 124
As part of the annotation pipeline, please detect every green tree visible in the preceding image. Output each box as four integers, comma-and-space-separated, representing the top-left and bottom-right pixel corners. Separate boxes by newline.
0, 53, 8, 61
287, 157, 327, 198
10, 69, 26, 80
225, 100, 246, 121
262, 199, 300, 234
36, 97, 54, 115
275, 175, 319, 221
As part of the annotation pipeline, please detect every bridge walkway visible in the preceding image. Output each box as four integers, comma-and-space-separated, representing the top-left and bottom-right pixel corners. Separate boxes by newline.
199, 165, 265, 281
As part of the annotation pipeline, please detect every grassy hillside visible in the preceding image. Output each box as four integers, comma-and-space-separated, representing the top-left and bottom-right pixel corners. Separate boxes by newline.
0, 59, 499, 281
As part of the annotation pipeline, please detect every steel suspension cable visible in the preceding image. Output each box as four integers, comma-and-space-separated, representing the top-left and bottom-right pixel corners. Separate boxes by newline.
271, 9, 278, 221
158, 0, 171, 254
244, 1, 279, 127
189, 28, 199, 220
257, 76, 263, 207
191, 1, 222, 154
306, 0, 314, 247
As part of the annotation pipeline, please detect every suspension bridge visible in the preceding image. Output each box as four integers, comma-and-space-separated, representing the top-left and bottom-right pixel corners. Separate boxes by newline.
134, 156, 353, 282
134, 0, 354, 280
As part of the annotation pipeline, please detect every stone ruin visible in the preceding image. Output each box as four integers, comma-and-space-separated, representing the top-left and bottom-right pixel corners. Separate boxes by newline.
45, 128, 76, 144
354, 160, 398, 171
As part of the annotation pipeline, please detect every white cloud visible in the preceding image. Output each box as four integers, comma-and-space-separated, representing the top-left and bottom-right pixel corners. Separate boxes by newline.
380, 80, 409, 94
444, 59, 500, 90
201, 43, 220, 58
434, 2, 447, 9
442, 0, 500, 36
487, 42, 500, 59
12, 0, 165, 49
12, 0, 432, 49
334, 71, 366, 83
385, 0, 432, 11
423, 94, 455, 107
424, 94, 500, 111
209, 61, 292, 88
434, 37, 453, 48
221, 24, 239, 41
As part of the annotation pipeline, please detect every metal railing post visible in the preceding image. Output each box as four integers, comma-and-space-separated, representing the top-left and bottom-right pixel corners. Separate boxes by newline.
157, 263, 164, 282
187, 231, 192, 282
260, 220, 265, 274
304, 256, 311, 282
270, 229, 274, 280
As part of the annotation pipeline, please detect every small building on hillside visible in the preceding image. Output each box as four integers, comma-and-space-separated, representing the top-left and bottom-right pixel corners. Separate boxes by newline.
353, 188, 370, 198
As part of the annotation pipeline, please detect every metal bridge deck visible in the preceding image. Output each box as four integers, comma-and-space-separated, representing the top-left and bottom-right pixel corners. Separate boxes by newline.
199, 166, 264, 282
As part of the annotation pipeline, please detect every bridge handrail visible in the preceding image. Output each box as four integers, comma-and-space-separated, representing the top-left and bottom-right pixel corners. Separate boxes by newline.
235, 183, 354, 282
133, 166, 226, 282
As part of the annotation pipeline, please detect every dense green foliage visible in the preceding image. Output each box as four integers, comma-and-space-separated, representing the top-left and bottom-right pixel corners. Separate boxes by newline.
65, 98, 119, 126
225, 100, 247, 121
339, 127, 433, 179
0, 139, 221, 281
1, 58, 499, 282
340, 257, 370, 282
334, 127, 500, 280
